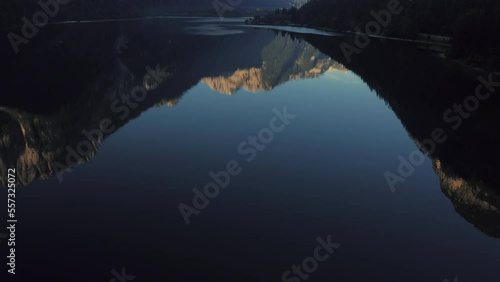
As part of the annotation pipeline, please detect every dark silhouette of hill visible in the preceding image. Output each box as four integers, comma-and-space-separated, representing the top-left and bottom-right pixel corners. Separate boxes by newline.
295, 0, 500, 70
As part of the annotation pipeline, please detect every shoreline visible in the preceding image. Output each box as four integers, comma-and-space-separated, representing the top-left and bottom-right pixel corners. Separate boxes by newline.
246, 21, 451, 48
244, 21, 500, 74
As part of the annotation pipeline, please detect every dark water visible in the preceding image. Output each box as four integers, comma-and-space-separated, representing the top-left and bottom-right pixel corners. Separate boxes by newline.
1, 18, 500, 282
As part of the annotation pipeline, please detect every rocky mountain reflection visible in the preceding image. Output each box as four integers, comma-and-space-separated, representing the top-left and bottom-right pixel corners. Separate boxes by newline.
0, 21, 499, 238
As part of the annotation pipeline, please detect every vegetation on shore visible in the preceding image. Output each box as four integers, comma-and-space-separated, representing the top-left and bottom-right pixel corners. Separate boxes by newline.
247, 0, 500, 71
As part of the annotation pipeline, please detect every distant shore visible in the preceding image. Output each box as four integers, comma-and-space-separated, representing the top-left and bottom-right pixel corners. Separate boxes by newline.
245, 20, 451, 54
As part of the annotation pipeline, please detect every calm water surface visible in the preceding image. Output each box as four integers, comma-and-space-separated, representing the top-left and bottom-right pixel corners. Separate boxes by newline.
1, 18, 499, 281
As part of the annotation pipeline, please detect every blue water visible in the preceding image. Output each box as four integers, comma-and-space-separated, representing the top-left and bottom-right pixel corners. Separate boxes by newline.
1, 18, 499, 282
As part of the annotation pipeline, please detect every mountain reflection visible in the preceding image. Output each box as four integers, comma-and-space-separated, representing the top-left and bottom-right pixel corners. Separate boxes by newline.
0, 22, 499, 238
298, 33, 500, 238
202, 35, 347, 95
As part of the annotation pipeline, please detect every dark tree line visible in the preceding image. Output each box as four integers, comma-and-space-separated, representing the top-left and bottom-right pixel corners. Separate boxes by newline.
289, 0, 500, 70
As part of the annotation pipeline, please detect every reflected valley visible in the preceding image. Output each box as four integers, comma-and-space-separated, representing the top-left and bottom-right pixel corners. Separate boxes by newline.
1, 18, 500, 281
